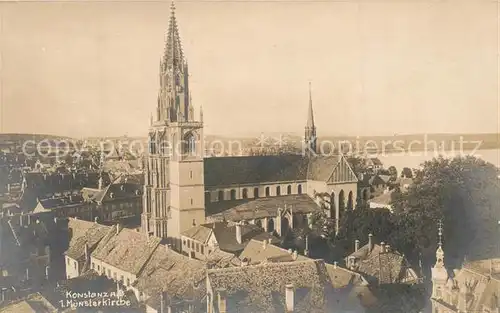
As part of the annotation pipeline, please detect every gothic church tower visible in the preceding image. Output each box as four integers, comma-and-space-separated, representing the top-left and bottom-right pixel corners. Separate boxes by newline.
142, 2, 205, 250
304, 82, 317, 155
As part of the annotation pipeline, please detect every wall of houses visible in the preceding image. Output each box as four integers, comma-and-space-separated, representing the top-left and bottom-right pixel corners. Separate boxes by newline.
181, 233, 218, 259
90, 258, 137, 292
65, 255, 81, 279
204, 181, 306, 203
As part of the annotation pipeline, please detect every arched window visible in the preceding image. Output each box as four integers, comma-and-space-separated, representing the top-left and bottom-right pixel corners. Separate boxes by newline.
218, 190, 224, 202
230, 189, 236, 200
298, 185, 302, 194
254, 187, 259, 198
276, 186, 281, 196
242, 188, 248, 199
287, 185, 292, 195
265, 187, 270, 197
182, 132, 196, 156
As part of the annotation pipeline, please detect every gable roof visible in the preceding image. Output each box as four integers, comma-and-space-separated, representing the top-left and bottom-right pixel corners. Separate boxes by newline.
207, 259, 367, 313
91, 227, 161, 275
90, 182, 142, 203
65, 223, 110, 261
207, 194, 320, 222
0, 292, 57, 313
203, 154, 358, 188
134, 245, 206, 308
239, 239, 309, 265
181, 222, 265, 253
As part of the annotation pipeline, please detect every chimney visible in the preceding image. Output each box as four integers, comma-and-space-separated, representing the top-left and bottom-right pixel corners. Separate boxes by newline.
241, 257, 249, 266
368, 234, 373, 251
334, 261, 338, 269
285, 284, 294, 312
25, 268, 29, 281
355, 239, 360, 252
53, 217, 57, 224
45, 266, 50, 280
288, 249, 293, 254
84, 243, 89, 261
235, 222, 242, 244
27, 214, 31, 225
94, 217, 98, 224
380, 242, 385, 253
217, 289, 227, 313
20, 214, 23, 227
292, 250, 298, 261
1, 288, 5, 302
160, 291, 164, 313
116, 223, 121, 233
304, 235, 309, 257
385, 244, 390, 253
263, 239, 268, 250
165, 244, 171, 251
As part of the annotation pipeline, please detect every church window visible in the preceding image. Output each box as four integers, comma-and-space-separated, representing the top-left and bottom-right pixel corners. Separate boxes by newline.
230, 189, 236, 200
190, 198, 193, 205
183, 133, 196, 157
265, 187, 270, 197
183, 240, 186, 246
287, 185, 292, 195
254, 187, 259, 198
276, 186, 281, 196
298, 185, 303, 194
242, 188, 248, 199
218, 191, 224, 201
190, 171, 193, 179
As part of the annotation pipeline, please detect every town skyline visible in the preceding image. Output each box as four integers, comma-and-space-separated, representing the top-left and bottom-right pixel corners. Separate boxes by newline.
1, 0, 498, 138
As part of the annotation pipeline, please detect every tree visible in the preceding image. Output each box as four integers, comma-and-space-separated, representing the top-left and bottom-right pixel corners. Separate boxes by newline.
391, 155, 500, 267
401, 167, 413, 178
388, 166, 398, 181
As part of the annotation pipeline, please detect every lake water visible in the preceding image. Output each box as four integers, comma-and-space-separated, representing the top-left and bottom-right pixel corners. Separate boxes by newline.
376, 148, 500, 170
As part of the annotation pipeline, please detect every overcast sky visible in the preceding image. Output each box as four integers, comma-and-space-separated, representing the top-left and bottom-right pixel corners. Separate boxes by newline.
0, 0, 498, 138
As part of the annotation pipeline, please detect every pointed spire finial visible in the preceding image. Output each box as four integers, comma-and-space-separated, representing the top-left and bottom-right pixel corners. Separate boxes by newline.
306, 82, 314, 129
438, 219, 443, 247
200, 105, 204, 123
170, 1, 176, 13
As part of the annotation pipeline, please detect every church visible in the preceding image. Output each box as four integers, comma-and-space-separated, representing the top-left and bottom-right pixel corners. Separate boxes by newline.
141, 2, 359, 251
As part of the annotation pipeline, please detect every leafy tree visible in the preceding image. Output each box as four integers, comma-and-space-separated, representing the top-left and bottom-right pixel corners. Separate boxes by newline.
347, 156, 367, 176
401, 167, 413, 178
391, 156, 500, 267
388, 166, 398, 181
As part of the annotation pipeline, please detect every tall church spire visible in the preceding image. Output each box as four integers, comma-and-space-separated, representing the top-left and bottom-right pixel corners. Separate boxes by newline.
307, 82, 315, 129
304, 82, 317, 155
156, 1, 191, 123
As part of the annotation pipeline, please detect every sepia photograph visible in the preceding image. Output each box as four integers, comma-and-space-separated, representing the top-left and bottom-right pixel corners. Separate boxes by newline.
0, 0, 499, 312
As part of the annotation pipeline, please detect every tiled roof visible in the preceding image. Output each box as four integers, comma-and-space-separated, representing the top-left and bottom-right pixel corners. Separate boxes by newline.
91, 183, 142, 203
349, 243, 383, 261
204, 154, 357, 188
38, 195, 84, 210
207, 194, 320, 222
0, 292, 57, 313
182, 222, 266, 253
91, 227, 161, 275
307, 155, 341, 181
203, 155, 309, 187
134, 245, 206, 307
202, 248, 242, 269
65, 223, 110, 261
207, 259, 367, 313
239, 239, 309, 265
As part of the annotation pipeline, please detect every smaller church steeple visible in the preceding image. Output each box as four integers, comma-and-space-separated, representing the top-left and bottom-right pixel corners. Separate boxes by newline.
431, 219, 448, 301
304, 82, 317, 155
